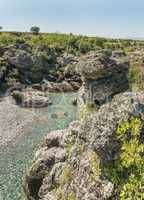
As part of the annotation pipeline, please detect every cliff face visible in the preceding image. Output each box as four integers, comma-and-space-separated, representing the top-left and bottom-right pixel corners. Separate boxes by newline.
77, 51, 129, 115
23, 51, 144, 200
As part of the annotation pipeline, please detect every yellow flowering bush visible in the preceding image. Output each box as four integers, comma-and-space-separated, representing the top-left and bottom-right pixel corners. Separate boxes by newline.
104, 117, 144, 199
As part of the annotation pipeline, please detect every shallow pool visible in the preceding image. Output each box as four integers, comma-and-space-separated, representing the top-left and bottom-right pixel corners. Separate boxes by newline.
0, 93, 77, 200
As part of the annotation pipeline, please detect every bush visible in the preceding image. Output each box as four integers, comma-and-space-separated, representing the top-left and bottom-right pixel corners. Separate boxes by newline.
103, 117, 144, 199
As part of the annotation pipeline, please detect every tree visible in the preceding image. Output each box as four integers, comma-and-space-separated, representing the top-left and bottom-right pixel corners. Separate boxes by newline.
0, 26, 3, 31
30, 26, 40, 35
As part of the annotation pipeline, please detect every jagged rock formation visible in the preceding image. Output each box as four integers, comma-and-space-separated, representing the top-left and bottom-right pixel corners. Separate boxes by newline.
0, 44, 81, 89
31, 81, 81, 93
23, 92, 144, 200
77, 51, 129, 111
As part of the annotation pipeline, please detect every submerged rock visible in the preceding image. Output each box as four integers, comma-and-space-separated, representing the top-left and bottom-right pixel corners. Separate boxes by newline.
51, 113, 58, 119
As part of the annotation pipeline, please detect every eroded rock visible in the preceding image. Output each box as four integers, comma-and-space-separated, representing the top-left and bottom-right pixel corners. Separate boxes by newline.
78, 51, 129, 112
23, 92, 144, 200
12, 89, 52, 108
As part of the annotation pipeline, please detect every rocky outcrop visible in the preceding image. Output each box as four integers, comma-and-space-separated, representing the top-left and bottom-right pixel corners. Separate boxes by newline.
77, 51, 129, 113
4, 48, 33, 69
23, 92, 144, 200
0, 45, 81, 88
32, 81, 81, 92
12, 89, 52, 108
57, 53, 78, 67
111, 50, 126, 58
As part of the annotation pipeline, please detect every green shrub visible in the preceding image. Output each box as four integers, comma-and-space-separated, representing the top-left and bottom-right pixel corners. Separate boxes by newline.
59, 166, 74, 186
67, 192, 77, 200
89, 150, 101, 178
103, 117, 144, 199
129, 64, 144, 91
78, 102, 96, 120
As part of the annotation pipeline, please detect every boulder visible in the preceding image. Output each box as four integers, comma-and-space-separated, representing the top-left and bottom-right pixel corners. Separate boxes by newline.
4, 49, 33, 69
51, 113, 58, 119
57, 53, 78, 67
44, 129, 67, 148
111, 50, 126, 58
77, 51, 129, 110
12, 90, 52, 108
78, 50, 129, 80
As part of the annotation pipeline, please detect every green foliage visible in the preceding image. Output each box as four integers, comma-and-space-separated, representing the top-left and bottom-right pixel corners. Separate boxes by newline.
120, 174, 143, 200
95, 37, 105, 48
89, 151, 101, 178
30, 26, 40, 35
1, 32, 144, 53
103, 117, 144, 199
78, 39, 91, 54
55, 188, 65, 199
56, 190, 77, 200
5, 77, 18, 87
1, 31, 144, 90
129, 64, 144, 91
124, 47, 135, 53
67, 192, 77, 200
59, 166, 74, 186
79, 102, 96, 119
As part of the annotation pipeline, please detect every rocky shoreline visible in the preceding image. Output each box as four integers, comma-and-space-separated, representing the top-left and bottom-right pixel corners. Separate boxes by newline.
22, 50, 144, 200
0, 97, 36, 148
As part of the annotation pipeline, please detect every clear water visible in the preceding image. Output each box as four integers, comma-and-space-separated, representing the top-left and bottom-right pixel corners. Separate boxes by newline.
0, 93, 77, 200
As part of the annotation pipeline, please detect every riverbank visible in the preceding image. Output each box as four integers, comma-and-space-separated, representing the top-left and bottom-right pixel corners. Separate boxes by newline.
0, 97, 36, 147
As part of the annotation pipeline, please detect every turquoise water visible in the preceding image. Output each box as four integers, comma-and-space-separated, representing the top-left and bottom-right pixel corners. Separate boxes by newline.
0, 93, 77, 200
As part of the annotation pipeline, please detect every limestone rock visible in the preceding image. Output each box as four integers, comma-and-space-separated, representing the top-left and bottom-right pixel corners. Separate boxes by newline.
23, 92, 144, 200
77, 51, 129, 110
12, 89, 52, 108
111, 50, 126, 58
4, 49, 33, 69
32, 81, 81, 92
78, 50, 129, 80
79, 92, 144, 162
57, 53, 78, 67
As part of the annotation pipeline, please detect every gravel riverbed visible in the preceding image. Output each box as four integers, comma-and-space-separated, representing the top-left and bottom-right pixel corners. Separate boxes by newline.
0, 97, 36, 147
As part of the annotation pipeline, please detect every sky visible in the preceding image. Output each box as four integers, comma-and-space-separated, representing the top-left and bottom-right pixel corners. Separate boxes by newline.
0, 0, 144, 38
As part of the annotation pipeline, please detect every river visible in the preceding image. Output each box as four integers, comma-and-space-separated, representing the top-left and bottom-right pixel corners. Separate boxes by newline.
0, 92, 77, 200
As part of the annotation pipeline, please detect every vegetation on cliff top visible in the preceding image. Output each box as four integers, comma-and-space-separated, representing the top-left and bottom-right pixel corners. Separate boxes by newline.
0, 32, 144, 53
1, 32, 144, 91
0, 31, 144, 53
